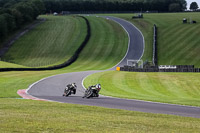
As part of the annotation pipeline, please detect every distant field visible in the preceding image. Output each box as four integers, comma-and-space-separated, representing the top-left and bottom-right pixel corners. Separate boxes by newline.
1, 15, 128, 69
84, 71, 200, 107
3, 13, 200, 68
110, 12, 200, 67
2, 15, 87, 67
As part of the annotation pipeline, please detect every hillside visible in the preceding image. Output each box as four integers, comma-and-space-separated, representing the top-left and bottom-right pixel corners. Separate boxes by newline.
112, 12, 200, 67
1, 15, 128, 69
2, 15, 87, 67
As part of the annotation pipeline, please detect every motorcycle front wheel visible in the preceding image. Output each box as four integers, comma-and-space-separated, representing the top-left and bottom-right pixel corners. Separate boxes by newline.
65, 89, 71, 96
86, 89, 93, 98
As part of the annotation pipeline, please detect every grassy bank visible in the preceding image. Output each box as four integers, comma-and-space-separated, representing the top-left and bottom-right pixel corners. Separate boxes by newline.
84, 71, 200, 107
2, 15, 87, 67
1, 99, 200, 132
1, 15, 128, 69
67, 16, 128, 71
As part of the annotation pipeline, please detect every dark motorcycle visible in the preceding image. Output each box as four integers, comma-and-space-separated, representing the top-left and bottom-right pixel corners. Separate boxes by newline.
83, 84, 101, 98
63, 83, 77, 97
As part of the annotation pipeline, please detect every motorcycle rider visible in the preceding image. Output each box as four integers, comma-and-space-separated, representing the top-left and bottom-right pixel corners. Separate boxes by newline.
63, 83, 77, 96
68, 83, 77, 94
83, 84, 101, 98
91, 84, 101, 97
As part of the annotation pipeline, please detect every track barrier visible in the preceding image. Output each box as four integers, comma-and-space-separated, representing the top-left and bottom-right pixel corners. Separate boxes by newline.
116, 67, 120, 71
119, 65, 200, 73
152, 24, 157, 66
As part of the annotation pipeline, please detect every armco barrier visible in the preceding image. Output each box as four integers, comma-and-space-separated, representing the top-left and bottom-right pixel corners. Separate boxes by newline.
0, 16, 91, 72
152, 24, 157, 66
120, 66, 200, 73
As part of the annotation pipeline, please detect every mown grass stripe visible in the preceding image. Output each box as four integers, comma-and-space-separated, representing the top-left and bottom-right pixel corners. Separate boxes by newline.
66, 16, 128, 71
170, 37, 200, 65
84, 71, 200, 106
0, 16, 91, 71
158, 25, 199, 65
2, 16, 87, 67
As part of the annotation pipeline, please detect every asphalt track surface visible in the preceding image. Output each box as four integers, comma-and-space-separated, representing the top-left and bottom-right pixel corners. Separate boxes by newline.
28, 16, 200, 118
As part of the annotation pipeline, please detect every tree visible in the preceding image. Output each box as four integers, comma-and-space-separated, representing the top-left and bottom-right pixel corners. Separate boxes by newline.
169, 3, 181, 12
0, 15, 8, 41
190, 2, 199, 11
3, 13, 16, 32
31, 0, 45, 14
15, 2, 34, 22
10, 8, 23, 28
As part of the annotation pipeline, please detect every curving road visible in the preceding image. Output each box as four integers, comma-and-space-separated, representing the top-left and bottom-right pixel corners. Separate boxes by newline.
27, 16, 200, 118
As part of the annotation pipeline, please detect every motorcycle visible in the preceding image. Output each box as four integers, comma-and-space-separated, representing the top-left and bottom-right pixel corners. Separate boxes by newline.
83, 84, 101, 98
63, 83, 77, 97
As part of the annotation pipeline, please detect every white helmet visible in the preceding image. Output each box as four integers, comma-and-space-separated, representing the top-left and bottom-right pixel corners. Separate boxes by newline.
72, 83, 76, 87
96, 84, 101, 89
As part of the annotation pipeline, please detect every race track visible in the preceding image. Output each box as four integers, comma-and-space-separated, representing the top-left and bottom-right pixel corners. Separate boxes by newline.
28, 16, 200, 118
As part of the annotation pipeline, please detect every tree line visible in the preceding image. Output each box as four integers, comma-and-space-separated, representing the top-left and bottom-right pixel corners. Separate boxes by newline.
0, 0, 45, 42
42, 0, 187, 13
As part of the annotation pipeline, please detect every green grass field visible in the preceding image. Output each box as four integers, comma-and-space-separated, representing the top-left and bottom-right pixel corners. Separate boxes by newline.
84, 71, 200, 106
1, 13, 200, 132
2, 15, 87, 67
1, 98, 200, 132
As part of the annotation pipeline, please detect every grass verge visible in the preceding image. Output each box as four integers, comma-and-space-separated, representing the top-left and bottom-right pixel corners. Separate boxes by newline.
1, 99, 200, 132
84, 71, 200, 107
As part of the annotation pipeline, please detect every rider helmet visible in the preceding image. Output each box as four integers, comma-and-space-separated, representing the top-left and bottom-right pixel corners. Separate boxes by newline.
72, 83, 76, 87
96, 84, 101, 91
